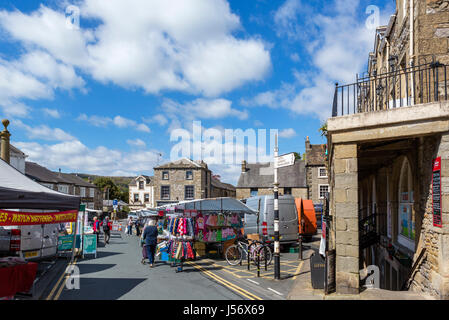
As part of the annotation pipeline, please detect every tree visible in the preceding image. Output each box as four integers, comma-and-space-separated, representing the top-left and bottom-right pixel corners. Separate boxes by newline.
318, 122, 328, 137
293, 152, 301, 160
93, 177, 124, 202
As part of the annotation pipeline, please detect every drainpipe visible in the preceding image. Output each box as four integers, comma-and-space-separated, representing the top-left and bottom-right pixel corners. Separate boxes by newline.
0, 119, 11, 164
409, 0, 415, 105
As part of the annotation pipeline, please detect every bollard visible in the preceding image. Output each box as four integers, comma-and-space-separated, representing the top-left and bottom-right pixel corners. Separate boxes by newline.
298, 235, 303, 260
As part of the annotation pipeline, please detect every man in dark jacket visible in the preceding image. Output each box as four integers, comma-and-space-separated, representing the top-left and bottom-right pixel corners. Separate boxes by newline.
142, 219, 158, 267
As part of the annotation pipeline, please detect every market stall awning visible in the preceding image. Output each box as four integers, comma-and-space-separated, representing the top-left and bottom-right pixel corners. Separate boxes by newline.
159, 197, 258, 214
0, 159, 81, 211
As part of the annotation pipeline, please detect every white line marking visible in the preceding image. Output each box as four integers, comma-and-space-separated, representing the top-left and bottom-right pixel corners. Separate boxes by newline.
267, 288, 283, 296
247, 279, 260, 285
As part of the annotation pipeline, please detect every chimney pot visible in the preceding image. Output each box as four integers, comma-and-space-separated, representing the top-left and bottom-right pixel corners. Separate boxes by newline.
241, 160, 247, 173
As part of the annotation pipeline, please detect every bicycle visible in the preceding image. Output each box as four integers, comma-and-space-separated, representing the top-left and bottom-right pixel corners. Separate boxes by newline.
225, 239, 273, 266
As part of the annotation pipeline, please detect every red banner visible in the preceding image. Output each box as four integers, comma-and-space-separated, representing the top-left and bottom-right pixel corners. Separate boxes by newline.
0, 210, 78, 226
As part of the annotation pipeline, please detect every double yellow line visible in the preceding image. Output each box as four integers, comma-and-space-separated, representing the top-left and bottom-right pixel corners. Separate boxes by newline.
46, 258, 78, 300
186, 261, 263, 300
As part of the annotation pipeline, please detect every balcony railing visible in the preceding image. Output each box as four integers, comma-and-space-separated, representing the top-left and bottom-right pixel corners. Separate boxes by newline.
332, 62, 448, 117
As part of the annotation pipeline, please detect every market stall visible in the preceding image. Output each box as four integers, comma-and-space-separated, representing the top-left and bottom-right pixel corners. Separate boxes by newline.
0, 159, 81, 299
157, 198, 257, 262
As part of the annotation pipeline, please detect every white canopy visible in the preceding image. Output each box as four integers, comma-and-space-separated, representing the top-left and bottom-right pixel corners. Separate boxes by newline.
0, 159, 80, 210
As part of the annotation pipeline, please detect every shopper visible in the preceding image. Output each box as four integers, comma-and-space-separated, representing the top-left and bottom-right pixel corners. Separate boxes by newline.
142, 220, 158, 267
103, 216, 112, 244
135, 218, 141, 237
127, 217, 133, 236
93, 216, 100, 244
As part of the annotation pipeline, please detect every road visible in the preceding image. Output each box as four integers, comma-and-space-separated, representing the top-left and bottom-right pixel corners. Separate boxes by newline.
43, 228, 309, 300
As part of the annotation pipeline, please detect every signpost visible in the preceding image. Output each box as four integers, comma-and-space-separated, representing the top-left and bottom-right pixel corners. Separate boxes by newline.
272, 141, 296, 280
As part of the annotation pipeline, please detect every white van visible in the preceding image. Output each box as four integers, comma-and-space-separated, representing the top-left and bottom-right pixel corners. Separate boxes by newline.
244, 195, 299, 245
0, 223, 61, 260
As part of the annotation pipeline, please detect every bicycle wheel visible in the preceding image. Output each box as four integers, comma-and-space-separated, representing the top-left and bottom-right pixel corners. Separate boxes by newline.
225, 245, 243, 266
252, 244, 273, 266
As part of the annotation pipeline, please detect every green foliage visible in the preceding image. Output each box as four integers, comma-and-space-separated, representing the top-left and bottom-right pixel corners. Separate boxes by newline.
93, 177, 128, 202
318, 122, 328, 137
293, 152, 301, 160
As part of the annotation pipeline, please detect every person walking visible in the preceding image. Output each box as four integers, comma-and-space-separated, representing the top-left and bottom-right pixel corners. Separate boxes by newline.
135, 218, 141, 237
142, 219, 158, 268
127, 217, 133, 236
103, 216, 112, 244
93, 216, 100, 245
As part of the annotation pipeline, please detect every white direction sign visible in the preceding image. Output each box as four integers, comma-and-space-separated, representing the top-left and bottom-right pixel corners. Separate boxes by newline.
274, 152, 296, 169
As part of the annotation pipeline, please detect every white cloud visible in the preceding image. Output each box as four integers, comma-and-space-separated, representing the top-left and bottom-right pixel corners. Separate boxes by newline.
77, 114, 150, 132
42, 108, 61, 119
127, 138, 146, 148
0, 1, 271, 97
14, 139, 162, 176
279, 128, 296, 138
14, 120, 76, 141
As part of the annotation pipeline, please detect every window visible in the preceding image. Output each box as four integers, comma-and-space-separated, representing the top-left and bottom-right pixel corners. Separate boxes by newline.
89, 188, 95, 198
250, 188, 258, 197
318, 167, 328, 178
80, 187, 86, 197
319, 184, 329, 199
284, 187, 292, 195
185, 185, 194, 200
161, 186, 170, 200
162, 171, 169, 180
398, 158, 415, 250
144, 193, 150, 203
58, 185, 69, 194
186, 170, 193, 180
134, 194, 139, 202
139, 181, 144, 190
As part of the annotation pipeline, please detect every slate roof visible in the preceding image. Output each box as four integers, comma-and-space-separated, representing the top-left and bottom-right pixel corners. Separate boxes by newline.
154, 158, 209, 170
211, 177, 236, 191
305, 144, 326, 166
25, 161, 97, 188
237, 160, 307, 188
129, 175, 153, 187
0, 142, 27, 158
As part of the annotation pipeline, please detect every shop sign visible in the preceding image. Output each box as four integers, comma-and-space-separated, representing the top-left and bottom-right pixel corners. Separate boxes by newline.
58, 235, 74, 251
433, 157, 442, 227
83, 234, 97, 258
0, 210, 78, 226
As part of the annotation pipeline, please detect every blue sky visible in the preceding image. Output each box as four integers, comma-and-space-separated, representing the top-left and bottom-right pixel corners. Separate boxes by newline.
0, 0, 394, 184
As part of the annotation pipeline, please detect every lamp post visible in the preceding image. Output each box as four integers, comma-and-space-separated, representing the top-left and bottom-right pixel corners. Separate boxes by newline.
273, 134, 281, 280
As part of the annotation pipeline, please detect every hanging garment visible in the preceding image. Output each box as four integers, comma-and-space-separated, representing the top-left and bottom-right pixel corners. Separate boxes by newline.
216, 229, 222, 242
217, 214, 225, 226
196, 213, 205, 229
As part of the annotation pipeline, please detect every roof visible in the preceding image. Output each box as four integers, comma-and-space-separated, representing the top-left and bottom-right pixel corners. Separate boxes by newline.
211, 177, 236, 191
129, 175, 153, 187
59, 173, 97, 188
0, 142, 27, 158
0, 158, 80, 210
305, 144, 326, 166
237, 160, 307, 188
25, 162, 64, 184
25, 162, 97, 187
158, 197, 257, 214
154, 158, 209, 170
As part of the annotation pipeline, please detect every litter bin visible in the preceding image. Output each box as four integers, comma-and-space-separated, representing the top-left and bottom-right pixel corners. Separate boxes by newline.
310, 251, 325, 289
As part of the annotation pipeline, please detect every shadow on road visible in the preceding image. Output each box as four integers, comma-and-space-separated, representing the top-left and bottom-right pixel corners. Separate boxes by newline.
60, 278, 147, 300
76, 263, 117, 275
82, 251, 123, 260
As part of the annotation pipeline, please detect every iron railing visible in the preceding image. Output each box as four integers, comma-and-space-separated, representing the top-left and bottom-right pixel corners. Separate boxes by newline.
359, 211, 379, 250
332, 62, 449, 117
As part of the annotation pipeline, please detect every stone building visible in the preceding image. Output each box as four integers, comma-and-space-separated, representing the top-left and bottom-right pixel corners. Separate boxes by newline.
128, 175, 155, 209
304, 137, 328, 205
327, 0, 449, 299
236, 160, 308, 200
25, 161, 102, 210
153, 158, 235, 207
210, 176, 236, 198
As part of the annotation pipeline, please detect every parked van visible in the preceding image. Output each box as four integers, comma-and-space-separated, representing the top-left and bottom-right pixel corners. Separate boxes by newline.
0, 223, 61, 260
244, 195, 300, 245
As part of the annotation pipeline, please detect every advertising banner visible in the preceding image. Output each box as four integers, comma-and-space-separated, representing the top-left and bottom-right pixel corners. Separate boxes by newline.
433, 157, 442, 227
0, 210, 78, 226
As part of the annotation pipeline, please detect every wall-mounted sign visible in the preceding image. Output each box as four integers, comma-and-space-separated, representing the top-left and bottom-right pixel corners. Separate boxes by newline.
433, 157, 442, 228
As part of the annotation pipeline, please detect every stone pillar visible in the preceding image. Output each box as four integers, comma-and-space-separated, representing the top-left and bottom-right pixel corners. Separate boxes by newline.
0, 119, 11, 164
333, 143, 360, 294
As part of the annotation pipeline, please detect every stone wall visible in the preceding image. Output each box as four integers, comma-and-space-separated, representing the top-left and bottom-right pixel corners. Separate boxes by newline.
153, 168, 206, 202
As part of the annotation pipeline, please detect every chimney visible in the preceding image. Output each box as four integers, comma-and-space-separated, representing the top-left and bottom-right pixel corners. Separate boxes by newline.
241, 160, 247, 173
0, 119, 11, 164
305, 136, 311, 151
